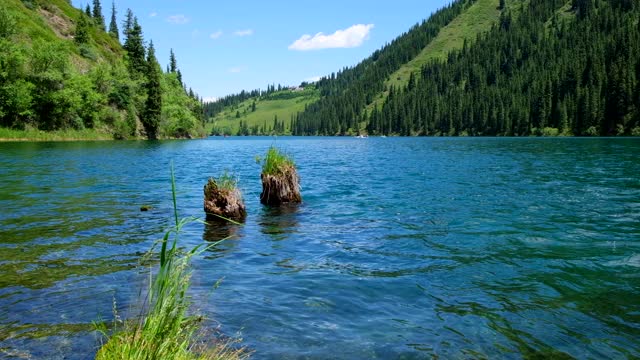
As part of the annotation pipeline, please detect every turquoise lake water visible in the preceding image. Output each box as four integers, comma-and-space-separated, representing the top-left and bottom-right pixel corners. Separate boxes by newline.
0, 137, 639, 359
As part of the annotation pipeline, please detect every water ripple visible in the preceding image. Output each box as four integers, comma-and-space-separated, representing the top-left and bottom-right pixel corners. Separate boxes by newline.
1, 137, 639, 359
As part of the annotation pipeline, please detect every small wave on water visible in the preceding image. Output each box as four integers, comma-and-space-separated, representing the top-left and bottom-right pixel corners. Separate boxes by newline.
605, 253, 640, 268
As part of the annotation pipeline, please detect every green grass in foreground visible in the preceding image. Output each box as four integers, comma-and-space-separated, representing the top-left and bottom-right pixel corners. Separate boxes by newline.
0, 127, 114, 141
207, 88, 320, 135
260, 146, 295, 176
95, 165, 247, 360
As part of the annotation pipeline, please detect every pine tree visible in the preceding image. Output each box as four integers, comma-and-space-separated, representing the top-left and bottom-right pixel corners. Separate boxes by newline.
75, 14, 90, 44
169, 49, 177, 73
108, 1, 119, 40
84, 4, 91, 17
122, 8, 133, 41
124, 17, 146, 76
92, 0, 105, 30
176, 69, 183, 86
499, 0, 506, 10
143, 41, 162, 140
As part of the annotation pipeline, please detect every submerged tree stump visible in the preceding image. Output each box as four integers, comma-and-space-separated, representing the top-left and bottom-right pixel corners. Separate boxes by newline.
203, 178, 246, 221
260, 164, 302, 206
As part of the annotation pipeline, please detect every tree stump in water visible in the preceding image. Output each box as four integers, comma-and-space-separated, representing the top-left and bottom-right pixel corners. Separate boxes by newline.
203, 178, 246, 221
260, 164, 302, 206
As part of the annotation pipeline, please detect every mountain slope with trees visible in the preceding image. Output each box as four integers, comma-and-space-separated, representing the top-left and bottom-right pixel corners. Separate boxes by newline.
202, 0, 639, 137
291, 0, 639, 136
0, 0, 205, 140
360, 0, 640, 136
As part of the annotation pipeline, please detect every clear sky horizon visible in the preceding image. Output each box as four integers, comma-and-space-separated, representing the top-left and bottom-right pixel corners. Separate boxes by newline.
72, 0, 451, 101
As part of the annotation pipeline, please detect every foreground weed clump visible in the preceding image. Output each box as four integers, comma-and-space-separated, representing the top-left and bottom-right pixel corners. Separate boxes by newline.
95, 166, 247, 360
259, 146, 301, 206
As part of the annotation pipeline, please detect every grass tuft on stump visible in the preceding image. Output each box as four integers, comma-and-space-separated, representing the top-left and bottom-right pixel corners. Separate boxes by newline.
204, 171, 246, 222
259, 146, 301, 206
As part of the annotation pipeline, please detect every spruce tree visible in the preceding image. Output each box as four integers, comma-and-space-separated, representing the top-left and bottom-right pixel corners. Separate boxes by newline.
108, 1, 119, 40
84, 4, 91, 17
122, 8, 133, 42
176, 69, 183, 86
143, 41, 162, 140
124, 17, 146, 76
75, 14, 90, 44
92, 0, 105, 30
169, 49, 177, 73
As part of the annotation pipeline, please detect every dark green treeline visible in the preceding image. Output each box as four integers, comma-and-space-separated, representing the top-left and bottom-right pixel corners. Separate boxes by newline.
292, 0, 640, 136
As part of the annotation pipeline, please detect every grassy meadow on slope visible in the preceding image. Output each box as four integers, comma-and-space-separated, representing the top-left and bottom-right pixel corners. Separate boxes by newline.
385, 0, 501, 89
4, 0, 123, 63
207, 87, 319, 135
365, 0, 503, 112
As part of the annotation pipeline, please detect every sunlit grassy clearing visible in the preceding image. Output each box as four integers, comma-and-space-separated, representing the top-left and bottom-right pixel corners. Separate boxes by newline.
207, 89, 319, 135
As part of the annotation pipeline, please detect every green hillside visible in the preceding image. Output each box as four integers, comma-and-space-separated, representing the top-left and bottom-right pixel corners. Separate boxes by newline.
386, 0, 501, 89
0, 0, 205, 140
293, 0, 640, 136
206, 0, 639, 137
207, 87, 319, 136
4, 0, 123, 62
207, 0, 506, 135
366, 0, 502, 111
362, 0, 640, 136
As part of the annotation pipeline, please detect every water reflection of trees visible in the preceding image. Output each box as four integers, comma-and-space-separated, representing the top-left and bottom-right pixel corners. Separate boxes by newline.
259, 204, 300, 241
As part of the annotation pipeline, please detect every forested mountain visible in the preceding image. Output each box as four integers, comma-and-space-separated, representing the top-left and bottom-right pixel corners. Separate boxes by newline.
0, 0, 205, 139
291, 0, 640, 136
291, 0, 477, 135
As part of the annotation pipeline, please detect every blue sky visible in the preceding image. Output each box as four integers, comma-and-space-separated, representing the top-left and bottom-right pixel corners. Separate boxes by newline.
73, 0, 450, 100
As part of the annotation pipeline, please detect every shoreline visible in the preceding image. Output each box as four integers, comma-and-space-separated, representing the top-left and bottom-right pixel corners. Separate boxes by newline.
0, 137, 115, 142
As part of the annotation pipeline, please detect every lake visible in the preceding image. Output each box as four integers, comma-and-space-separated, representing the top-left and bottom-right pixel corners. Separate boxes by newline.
1, 137, 639, 359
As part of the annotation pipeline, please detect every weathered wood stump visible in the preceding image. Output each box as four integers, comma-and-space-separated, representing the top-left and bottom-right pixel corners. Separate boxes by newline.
203, 178, 246, 221
260, 164, 302, 206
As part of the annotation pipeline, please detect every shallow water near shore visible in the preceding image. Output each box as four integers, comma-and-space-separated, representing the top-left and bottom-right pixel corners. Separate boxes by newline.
1, 137, 639, 359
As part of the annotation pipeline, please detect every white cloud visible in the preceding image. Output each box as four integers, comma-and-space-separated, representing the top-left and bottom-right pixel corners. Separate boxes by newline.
210, 31, 223, 39
234, 29, 254, 37
167, 14, 190, 25
203, 97, 218, 103
305, 76, 322, 83
289, 24, 374, 51
149, 12, 158, 18
229, 66, 246, 73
